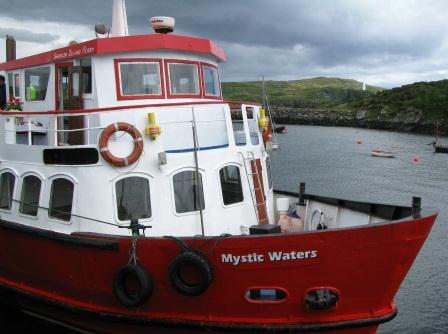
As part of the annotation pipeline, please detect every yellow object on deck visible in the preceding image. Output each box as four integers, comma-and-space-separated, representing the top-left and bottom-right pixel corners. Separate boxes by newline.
258, 108, 268, 131
145, 112, 161, 140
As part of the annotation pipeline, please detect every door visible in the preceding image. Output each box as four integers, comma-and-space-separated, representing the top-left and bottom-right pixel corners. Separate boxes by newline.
56, 63, 85, 145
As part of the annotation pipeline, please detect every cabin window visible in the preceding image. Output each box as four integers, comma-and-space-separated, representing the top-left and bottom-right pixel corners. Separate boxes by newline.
7, 73, 20, 98
115, 177, 152, 221
168, 62, 200, 96
25, 66, 50, 101
19, 175, 41, 216
220, 165, 244, 205
118, 60, 162, 97
81, 58, 92, 94
49, 178, 74, 222
0, 172, 15, 210
202, 65, 220, 97
231, 109, 246, 146
173, 171, 205, 213
246, 107, 260, 145
266, 157, 273, 189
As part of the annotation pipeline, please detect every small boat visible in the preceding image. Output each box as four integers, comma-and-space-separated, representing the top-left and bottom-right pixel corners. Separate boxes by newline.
434, 143, 448, 153
371, 149, 395, 158
432, 122, 448, 153
274, 124, 287, 134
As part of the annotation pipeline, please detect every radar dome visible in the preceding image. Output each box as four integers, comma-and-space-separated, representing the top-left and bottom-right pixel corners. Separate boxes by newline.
150, 16, 175, 34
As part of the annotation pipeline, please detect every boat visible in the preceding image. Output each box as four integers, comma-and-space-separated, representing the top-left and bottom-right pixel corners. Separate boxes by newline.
432, 122, 448, 153
0, 1, 438, 333
274, 124, 288, 134
371, 149, 395, 158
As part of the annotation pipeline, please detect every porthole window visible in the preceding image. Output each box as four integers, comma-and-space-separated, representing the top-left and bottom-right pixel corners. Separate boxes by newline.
20, 175, 42, 216
49, 178, 74, 222
115, 177, 152, 221
0, 172, 15, 210
173, 171, 205, 213
220, 165, 243, 205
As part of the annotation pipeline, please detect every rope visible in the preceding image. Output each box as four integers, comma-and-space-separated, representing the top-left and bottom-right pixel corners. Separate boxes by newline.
10, 198, 121, 227
128, 236, 139, 265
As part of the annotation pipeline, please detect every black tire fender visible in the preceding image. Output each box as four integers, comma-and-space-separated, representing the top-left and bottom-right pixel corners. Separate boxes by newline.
113, 264, 153, 308
168, 250, 213, 296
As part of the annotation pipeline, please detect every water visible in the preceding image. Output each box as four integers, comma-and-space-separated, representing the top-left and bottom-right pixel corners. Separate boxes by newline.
271, 125, 448, 334
2, 125, 447, 333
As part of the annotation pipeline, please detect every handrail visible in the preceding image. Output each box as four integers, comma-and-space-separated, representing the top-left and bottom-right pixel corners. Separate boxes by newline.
0, 100, 261, 116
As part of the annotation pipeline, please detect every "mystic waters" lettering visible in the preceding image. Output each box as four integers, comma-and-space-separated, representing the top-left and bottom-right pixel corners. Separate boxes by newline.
221, 250, 318, 266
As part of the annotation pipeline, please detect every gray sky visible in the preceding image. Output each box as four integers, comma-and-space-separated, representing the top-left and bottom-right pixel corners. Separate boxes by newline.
1, 0, 448, 87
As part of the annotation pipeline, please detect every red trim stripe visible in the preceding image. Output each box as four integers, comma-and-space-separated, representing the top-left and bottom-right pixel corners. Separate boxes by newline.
0, 100, 261, 116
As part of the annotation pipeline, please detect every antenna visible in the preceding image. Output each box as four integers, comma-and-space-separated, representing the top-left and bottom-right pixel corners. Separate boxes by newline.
111, 0, 129, 37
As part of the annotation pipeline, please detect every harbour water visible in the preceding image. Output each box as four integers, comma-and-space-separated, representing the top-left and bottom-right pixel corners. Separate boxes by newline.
2, 125, 447, 333
271, 125, 448, 334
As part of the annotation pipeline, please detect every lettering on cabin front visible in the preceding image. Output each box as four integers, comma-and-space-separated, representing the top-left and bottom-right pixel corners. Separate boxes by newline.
221, 250, 318, 266
53, 45, 95, 61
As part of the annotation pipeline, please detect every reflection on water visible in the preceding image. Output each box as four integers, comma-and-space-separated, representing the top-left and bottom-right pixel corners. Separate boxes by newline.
2, 125, 447, 334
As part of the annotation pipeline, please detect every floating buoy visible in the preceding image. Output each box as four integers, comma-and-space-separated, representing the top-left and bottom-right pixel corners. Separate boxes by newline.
412, 155, 421, 164
356, 140, 363, 145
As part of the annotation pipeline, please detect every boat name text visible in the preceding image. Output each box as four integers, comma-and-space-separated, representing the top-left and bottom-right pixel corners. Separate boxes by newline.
53, 45, 95, 60
221, 250, 318, 266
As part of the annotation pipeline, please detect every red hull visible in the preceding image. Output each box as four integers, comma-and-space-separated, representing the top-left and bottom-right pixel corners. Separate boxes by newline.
0, 210, 437, 333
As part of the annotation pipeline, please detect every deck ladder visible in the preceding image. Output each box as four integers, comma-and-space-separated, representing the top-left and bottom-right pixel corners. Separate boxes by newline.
239, 151, 268, 225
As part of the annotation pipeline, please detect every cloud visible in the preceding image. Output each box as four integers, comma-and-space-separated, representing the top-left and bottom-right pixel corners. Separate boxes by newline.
0, 27, 58, 44
1, 0, 448, 87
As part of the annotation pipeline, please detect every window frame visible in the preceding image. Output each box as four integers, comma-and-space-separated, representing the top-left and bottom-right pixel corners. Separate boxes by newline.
200, 62, 222, 100
218, 163, 245, 208
24, 65, 51, 102
113, 175, 153, 223
0, 170, 17, 213
47, 176, 76, 224
164, 59, 202, 99
114, 58, 165, 101
171, 168, 206, 216
18, 173, 44, 219
6, 72, 21, 99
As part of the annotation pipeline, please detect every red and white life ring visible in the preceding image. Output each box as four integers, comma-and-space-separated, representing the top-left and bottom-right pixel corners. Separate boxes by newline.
99, 122, 143, 167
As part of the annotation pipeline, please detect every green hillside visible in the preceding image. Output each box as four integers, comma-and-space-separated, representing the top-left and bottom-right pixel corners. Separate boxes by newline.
222, 77, 383, 107
340, 79, 448, 122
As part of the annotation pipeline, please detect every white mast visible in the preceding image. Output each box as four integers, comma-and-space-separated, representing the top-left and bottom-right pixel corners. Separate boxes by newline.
111, 0, 129, 37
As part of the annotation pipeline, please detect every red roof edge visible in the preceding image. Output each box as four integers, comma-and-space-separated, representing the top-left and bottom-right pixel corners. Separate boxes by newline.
0, 34, 226, 71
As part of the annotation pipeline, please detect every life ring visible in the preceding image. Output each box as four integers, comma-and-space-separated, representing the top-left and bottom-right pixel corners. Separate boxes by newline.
168, 250, 214, 296
113, 264, 153, 308
99, 122, 143, 167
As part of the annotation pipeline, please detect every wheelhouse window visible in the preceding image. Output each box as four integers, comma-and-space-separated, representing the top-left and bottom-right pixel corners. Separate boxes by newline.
25, 67, 50, 101
231, 108, 246, 146
117, 60, 162, 98
167, 62, 200, 96
115, 177, 152, 221
19, 175, 41, 216
220, 165, 244, 205
173, 171, 205, 213
202, 65, 220, 97
49, 178, 74, 221
0, 172, 15, 210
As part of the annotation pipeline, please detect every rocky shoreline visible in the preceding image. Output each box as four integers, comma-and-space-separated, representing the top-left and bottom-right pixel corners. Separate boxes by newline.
271, 107, 446, 136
